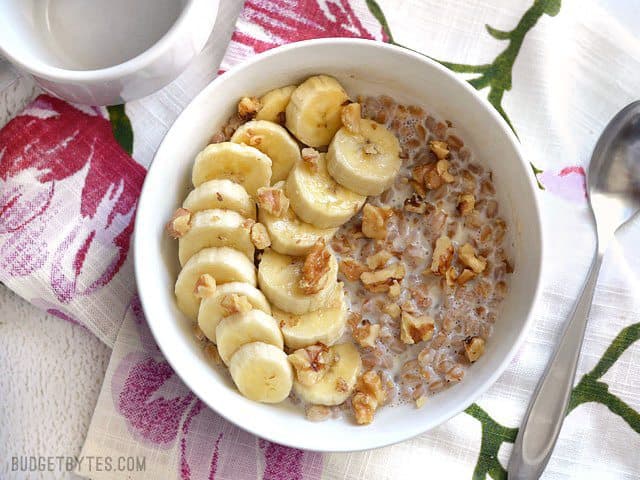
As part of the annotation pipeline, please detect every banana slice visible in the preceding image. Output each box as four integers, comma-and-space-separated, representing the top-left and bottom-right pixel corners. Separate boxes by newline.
198, 282, 271, 343
182, 179, 256, 219
192, 142, 272, 195
231, 120, 301, 184
258, 181, 336, 256
292, 343, 362, 406
274, 283, 347, 350
285, 75, 349, 147
327, 118, 401, 196
286, 153, 365, 228
229, 342, 293, 403
256, 85, 297, 123
258, 248, 338, 315
178, 209, 254, 265
175, 247, 257, 319
216, 309, 284, 365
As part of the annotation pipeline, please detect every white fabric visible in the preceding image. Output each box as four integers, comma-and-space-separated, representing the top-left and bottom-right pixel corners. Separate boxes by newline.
1, 0, 639, 479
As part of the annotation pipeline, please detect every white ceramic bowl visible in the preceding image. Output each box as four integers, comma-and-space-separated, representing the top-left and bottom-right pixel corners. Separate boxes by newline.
0, 0, 218, 105
135, 39, 543, 452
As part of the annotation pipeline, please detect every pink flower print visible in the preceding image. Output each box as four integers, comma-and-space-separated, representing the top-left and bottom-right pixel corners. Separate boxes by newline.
232, 0, 388, 59
0, 94, 145, 300
539, 166, 587, 203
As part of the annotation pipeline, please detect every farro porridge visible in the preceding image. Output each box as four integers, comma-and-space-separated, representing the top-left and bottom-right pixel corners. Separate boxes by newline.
166, 75, 513, 425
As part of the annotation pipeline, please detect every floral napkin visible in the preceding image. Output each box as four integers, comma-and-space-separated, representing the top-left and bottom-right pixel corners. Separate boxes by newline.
1, 1, 639, 479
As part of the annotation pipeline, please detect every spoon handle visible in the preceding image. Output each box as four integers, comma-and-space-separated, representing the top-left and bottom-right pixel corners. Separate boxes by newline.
508, 251, 604, 479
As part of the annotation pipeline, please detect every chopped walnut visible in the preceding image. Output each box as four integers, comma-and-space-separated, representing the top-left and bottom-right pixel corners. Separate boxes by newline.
429, 140, 449, 160
360, 263, 406, 286
341, 102, 361, 134
361, 204, 391, 240
353, 320, 381, 348
445, 267, 458, 288
458, 193, 475, 216
242, 218, 256, 230
299, 240, 332, 294
400, 311, 435, 344
237, 96, 261, 120
352, 370, 386, 425
210, 131, 226, 144
220, 294, 253, 316
457, 268, 476, 285
459, 243, 487, 273
436, 160, 455, 183
415, 395, 427, 409
382, 302, 401, 319
339, 257, 369, 281
424, 163, 443, 190
352, 391, 377, 425
404, 194, 427, 214
257, 187, 289, 217
388, 280, 401, 299
336, 377, 349, 393
410, 179, 427, 197
166, 208, 192, 238
464, 336, 486, 362
430, 236, 453, 275
366, 250, 393, 270
204, 343, 222, 364
301, 148, 320, 172
288, 344, 333, 386
193, 274, 216, 299
250, 222, 271, 249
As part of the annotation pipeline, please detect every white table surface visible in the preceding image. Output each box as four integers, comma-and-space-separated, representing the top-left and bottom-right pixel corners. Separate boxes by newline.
0, 1, 637, 479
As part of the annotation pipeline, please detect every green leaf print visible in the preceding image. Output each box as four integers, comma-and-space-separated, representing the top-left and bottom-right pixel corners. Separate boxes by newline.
365, 1, 640, 477
107, 104, 134, 156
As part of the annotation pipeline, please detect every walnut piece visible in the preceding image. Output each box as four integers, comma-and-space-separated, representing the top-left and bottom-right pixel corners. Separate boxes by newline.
288, 344, 333, 386
366, 249, 393, 270
353, 320, 380, 348
257, 187, 290, 217
430, 236, 453, 275
341, 102, 361, 134
459, 243, 487, 273
250, 222, 271, 249
404, 194, 427, 214
445, 266, 458, 288
400, 312, 435, 344
360, 262, 407, 291
339, 257, 369, 281
305, 404, 331, 422
299, 240, 332, 294
237, 96, 261, 120
464, 336, 486, 362
436, 160, 455, 183
388, 280, 401, 299
457, 268, 476, 285
193, 274, 216, 299
301, 148, 320, 172
415, 395, 427, 409
429, 140, 449, 160
220, 294, 253, 316
361, 204, 391, 240
352, 370, 386, 425
166, 208, 192, 238
382, 302, 401, 319
458, 193, 475, 216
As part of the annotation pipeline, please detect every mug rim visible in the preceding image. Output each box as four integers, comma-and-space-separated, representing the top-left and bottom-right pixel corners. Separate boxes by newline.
0, 0, 200, 82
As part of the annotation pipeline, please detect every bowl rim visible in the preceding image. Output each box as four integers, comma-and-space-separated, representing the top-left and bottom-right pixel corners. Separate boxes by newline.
134, 37, 544, 452
0, 0, 217, 82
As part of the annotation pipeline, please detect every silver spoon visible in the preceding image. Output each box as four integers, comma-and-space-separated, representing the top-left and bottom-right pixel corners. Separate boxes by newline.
508, 101, 640, 479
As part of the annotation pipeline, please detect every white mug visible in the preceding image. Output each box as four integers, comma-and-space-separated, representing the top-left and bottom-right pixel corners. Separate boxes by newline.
0, 0, 218, 105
